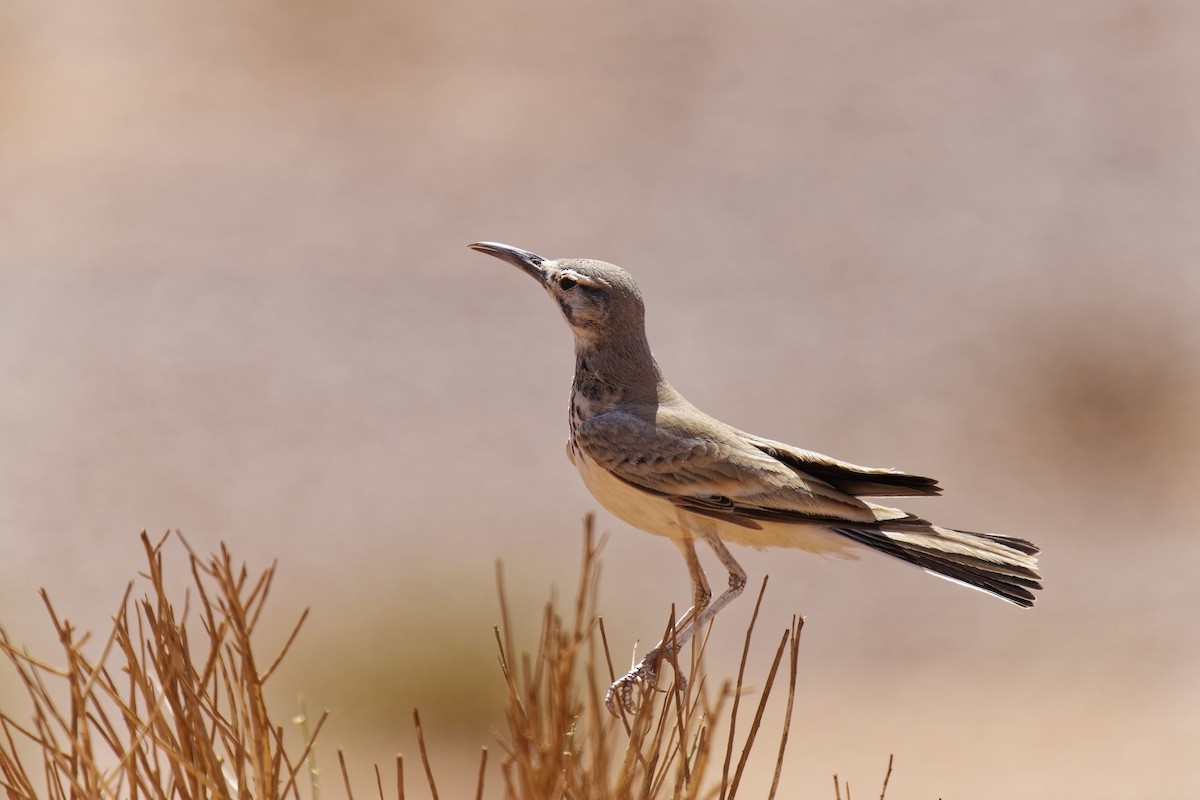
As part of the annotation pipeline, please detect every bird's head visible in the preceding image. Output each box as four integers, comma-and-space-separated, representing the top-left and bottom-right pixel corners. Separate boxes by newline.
469, 242, 646, 344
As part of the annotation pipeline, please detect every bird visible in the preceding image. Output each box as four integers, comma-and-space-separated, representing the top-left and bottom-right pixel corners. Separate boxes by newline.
469, 241, 1041, 715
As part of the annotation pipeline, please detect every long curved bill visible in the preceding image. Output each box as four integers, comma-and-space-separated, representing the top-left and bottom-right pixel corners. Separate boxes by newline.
468, 242, 549, 286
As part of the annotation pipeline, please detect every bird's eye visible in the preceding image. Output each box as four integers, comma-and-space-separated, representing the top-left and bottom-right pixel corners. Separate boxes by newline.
558, 275, 577, 290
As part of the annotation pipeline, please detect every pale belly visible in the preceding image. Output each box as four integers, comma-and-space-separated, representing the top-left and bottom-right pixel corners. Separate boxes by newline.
571, 448, 856, 557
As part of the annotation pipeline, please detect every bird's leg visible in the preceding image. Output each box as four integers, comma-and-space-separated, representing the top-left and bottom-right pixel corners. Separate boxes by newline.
674, 536, 711, 631
682, 527, 748, 636
605, 530, 724, 716
650, 528, 747, 673
605, 537, 709, 715
658, 536, 712, 696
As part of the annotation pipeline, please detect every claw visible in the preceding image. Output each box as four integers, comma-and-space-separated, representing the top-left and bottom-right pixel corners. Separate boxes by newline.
604, 650, 689, 716
673, 668, 687, 698
605, 659, 657, 715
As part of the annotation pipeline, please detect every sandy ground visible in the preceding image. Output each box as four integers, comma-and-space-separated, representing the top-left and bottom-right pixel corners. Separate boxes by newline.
2, 2, 1199, 797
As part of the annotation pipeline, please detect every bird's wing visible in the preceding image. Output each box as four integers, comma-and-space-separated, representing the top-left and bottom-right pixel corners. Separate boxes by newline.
572, 407, 880, 525
735, 431, 943, 497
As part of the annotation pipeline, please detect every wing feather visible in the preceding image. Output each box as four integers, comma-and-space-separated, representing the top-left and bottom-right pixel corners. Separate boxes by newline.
572, 407, 879, 524
736, 432, 942, 497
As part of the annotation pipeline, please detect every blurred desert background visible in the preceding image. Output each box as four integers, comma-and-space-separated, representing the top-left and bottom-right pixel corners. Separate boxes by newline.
2, 1, 1199, 797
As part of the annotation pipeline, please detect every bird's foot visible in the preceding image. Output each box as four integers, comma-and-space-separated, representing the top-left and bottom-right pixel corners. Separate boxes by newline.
604, 649, 687, 716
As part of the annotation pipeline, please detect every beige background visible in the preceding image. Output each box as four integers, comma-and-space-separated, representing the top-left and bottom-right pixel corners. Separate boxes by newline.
2, 2, 1199, 797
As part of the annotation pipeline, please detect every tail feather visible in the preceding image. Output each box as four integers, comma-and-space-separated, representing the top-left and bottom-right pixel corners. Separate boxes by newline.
834, 521, 1042, 608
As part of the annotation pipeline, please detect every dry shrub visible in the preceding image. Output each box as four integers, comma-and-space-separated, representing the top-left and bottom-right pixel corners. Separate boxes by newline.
493, 515, 804, 800
0, 532, 319, 800
0, 519, 895, 799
